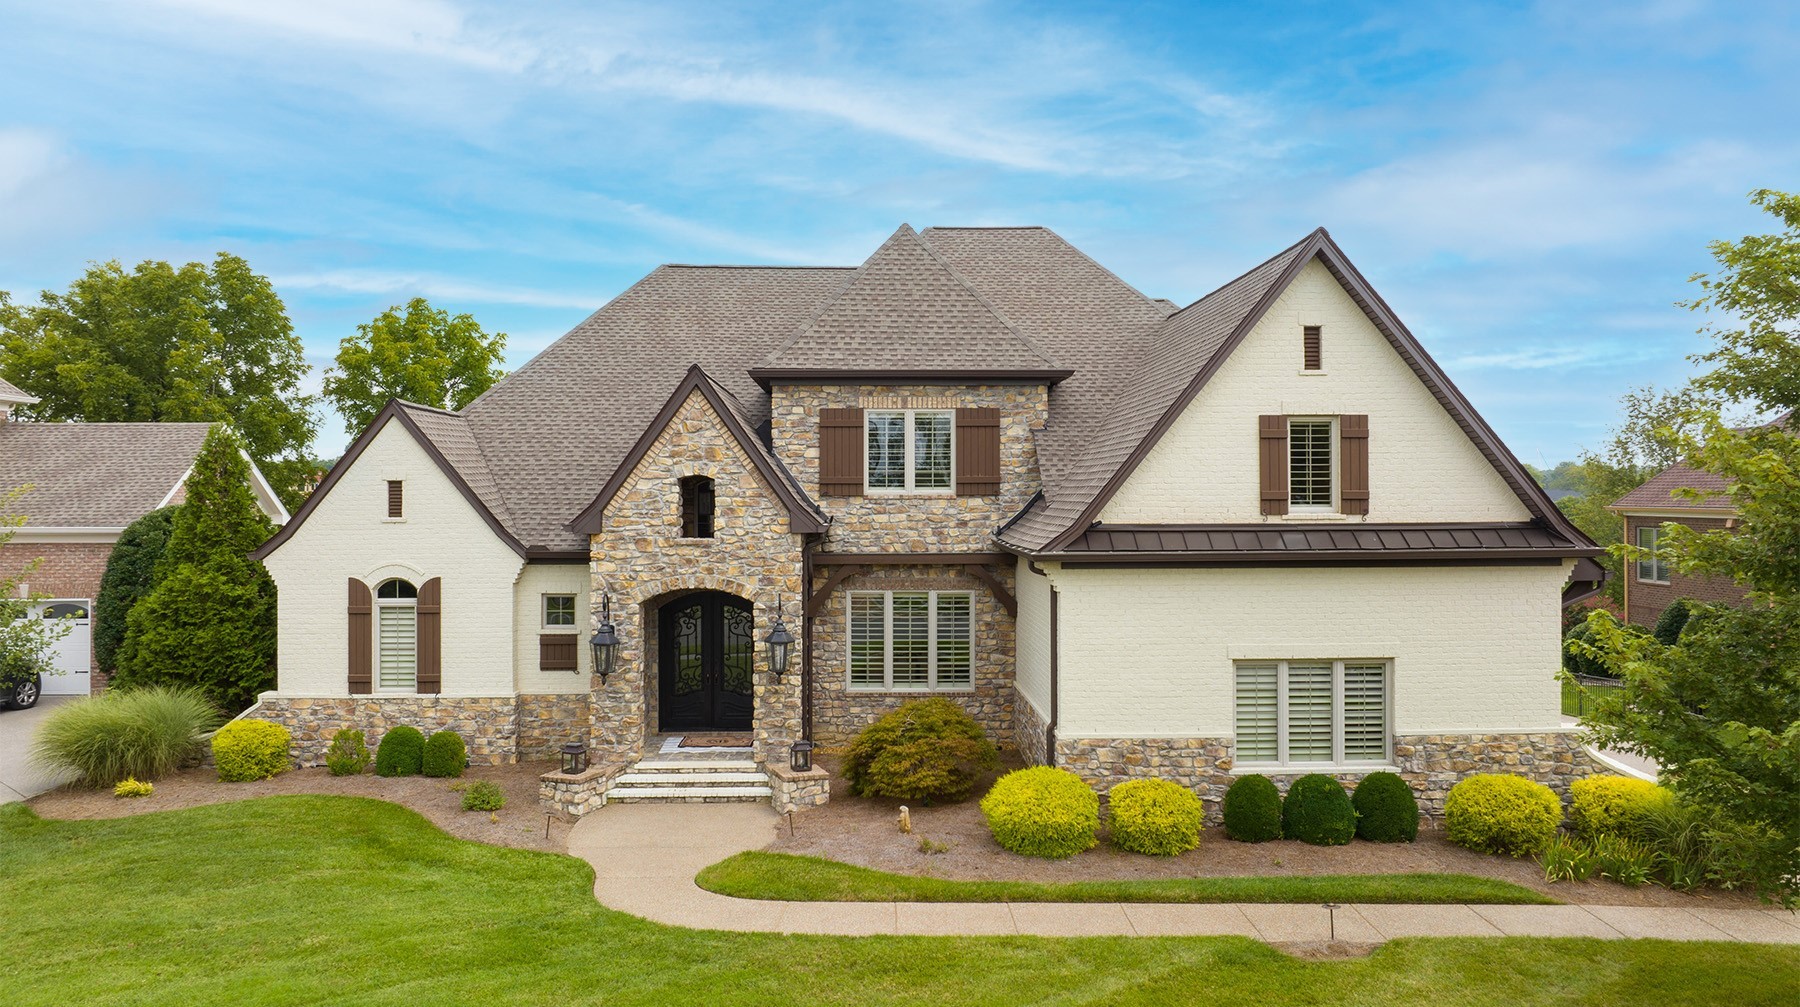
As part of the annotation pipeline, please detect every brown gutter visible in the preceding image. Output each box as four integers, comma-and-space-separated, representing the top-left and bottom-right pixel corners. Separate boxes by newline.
748, 368, 1074, 390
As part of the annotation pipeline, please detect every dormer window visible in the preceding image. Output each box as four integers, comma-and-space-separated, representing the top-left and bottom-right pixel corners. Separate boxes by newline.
680, 476, 715, 538
866, 410, 953, 492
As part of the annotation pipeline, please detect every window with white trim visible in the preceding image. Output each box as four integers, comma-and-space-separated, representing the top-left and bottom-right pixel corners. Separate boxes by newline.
866, 410, 953, 491
1636, 526, 1670, 583
375, 579, 418, 692
1233, 659, 1390, 766
848, 590, 973, 690
543, 594, 576, 628
1288, 418, 1334, 509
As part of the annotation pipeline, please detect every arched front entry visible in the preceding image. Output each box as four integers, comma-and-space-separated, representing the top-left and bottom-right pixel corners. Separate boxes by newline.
657, 591, 754, 732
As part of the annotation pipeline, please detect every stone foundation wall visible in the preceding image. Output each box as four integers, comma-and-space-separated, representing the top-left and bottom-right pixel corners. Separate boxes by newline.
517, 693, 591, 760
1014, 696, 1049, 767
767, 763, 831, 814
539, 762, 626, 819
252, 695, 519, 766
1053, 731, 1611, 819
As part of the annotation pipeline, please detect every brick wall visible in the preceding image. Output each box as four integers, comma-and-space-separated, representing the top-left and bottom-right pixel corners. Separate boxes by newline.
0, 540, 111, 690
1622, 515, 1750, 627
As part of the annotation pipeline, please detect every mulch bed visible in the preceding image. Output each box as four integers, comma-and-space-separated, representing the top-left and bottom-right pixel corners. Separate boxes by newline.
28, 761, 572, 853
769, 754, 1765, 909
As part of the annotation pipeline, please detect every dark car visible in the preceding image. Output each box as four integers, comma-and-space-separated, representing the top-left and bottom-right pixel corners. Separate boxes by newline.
1, 647, 44, 709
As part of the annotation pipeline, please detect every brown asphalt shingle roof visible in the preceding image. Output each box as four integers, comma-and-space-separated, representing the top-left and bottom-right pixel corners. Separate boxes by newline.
1611, 463, 1733, 511
0, 377, 38, 403
0, 422, 211, 527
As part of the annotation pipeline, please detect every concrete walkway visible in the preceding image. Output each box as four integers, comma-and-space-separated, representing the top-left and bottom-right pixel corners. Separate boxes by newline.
567, 803, 1800, 943
0, 698, 75, 802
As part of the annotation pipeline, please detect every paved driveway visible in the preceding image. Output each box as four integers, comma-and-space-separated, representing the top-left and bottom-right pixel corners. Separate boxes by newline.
0, 697, 76, 802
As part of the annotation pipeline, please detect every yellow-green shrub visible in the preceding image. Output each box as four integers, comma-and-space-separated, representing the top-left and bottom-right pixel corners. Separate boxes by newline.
1444, 774, 1563, 857
980, 767, 1098, 859
212, 718, 291, 782
1570, 775, 1672, 837
113, 777, 153, 798
1107, 779, 1202, 856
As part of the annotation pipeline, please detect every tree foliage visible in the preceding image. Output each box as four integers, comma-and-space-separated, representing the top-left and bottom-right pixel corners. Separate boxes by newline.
0, 488, 69, 694
93, 507, 176, 677
114, 427, 278, 711
0, 253, 316, 509
321, 297, 507, 434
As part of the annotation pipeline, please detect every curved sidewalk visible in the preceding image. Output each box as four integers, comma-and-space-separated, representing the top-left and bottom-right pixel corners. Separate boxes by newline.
567, 803, 1800, 943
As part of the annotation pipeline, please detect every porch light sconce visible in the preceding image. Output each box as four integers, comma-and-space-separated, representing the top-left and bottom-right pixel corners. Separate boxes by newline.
559, 740, 588, 776
790, 740, 814, 773
764, 594, 796, 679
590, 593, 620, 685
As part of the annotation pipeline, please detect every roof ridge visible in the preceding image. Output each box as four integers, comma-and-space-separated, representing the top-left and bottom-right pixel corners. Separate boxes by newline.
909, 227, 1061, 369
1163, 228, 1321, 323
662, 264, 855, 270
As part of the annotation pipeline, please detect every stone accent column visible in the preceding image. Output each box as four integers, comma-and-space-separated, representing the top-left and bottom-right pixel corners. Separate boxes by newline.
767, 762, 831, 814
538, 761, 627, 819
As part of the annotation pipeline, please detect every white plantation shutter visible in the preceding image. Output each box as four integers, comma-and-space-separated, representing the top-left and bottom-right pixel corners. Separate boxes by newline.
891, 592, 930, 687
934, 593, 972, 687
1234, 663, 1279, 762
849, 593, 885, 687
377, 605, 417, 691
1285, 663, 1335, 763
1342, 663, 1389, 762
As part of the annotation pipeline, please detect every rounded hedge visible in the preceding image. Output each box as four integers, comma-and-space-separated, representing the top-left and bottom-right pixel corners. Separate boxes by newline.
844, 697, 998, 804
375, 725, 426, 777
1281, 774, 1356, 846
1570, 775, 1672, 837
212, 718, 291, 782
1222, 774, 1283, 842
1444, 773, 1563, 857
1653, 598, 1694, 646
980, 767, 1099, 859
1107, 779, 1203, 856
1352, 771, 1420, 843
325, 729, 371, 777
421, 730, 467, 778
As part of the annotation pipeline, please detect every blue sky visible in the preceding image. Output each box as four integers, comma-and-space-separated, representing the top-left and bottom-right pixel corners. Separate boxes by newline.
1, 1, 1794, 462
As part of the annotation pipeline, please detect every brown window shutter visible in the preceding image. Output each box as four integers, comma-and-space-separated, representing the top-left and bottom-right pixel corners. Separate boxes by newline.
1340, 414, 1370, 515
1303, 326, 1322, 371
818, 407, 865, 496
347, 578, 372, 694
1259, 415, 1289, 516
387, 480, 403, 518
954, 407, 1002, 496
416, 577, 442, 694
539, 634, 578, 671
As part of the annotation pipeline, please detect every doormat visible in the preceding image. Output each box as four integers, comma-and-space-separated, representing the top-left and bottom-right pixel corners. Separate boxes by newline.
677, 733, 753, 749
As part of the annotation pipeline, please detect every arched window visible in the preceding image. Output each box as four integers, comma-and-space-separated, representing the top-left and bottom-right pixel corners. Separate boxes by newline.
375, 578, 418, 691
680, 476, 715, 538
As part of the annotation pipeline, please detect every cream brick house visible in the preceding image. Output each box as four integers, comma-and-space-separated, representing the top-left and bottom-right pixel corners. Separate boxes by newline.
251, 225, 1609, 813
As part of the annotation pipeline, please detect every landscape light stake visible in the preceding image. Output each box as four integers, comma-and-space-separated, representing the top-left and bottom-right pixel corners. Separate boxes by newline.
1323, 903, 1339, 941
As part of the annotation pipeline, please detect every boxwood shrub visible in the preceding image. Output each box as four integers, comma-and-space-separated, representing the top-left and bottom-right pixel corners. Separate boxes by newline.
1570, 775, 1672, 837
1222, 774, 1283, 842
375, 725, 426, 777
980, 767, 1099, 859
421, 730, 467, 778
1107, 779, 1203, 856
1444, 773, 1562, 857
1281, 774, 1356, 846
212, 719, 292, 782
325, 729, 371, 777
843, 697, 998, 804
1352, 771, 1420, 842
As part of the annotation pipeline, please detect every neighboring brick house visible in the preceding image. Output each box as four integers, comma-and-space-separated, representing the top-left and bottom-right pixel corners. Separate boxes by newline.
252, 225, 1610, 814
1609, 462, 1749, 627
0, 377, 290, 695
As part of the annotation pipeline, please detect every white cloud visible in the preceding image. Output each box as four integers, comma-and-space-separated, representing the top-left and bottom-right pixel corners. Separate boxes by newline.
272, 269, 603, 309
146, 0, 531, 71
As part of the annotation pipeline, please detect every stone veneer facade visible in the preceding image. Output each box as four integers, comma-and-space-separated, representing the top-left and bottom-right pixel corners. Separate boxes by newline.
253, 696, 520, 766
767, 762, 832, 814
517, 693, 592, 760
1047, 731, 1611, 819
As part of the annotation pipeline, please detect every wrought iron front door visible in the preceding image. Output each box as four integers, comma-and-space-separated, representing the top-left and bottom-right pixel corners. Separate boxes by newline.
658, 592, 754, 731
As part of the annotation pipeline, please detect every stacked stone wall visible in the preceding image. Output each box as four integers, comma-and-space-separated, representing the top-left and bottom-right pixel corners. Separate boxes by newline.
252, 696, 519, 766
517, 693, 592, 760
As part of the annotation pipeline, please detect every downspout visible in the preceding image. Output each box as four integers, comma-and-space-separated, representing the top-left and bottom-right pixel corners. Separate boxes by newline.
1619, 514, 1630, 622
801, 537, 815, 743
1029, 560, 1058, 768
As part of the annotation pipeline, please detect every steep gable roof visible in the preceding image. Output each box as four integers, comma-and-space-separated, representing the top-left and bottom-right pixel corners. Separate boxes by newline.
0, 421, 213, 527
752, 224, 1066, 384
1611, 463, 1733, 512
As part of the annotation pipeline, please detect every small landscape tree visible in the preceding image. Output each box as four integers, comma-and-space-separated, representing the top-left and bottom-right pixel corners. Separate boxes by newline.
93, 507, 176, 677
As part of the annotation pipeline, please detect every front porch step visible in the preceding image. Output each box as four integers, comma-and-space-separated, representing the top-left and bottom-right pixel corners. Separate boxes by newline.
607, 784, 773, 803
614, 771, 767, 786
630, 759, 759, 773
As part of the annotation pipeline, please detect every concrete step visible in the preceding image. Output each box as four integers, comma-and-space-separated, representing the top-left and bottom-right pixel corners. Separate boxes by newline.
614, 771, 768, 785
608, 784, 773, 803
630, 759, 760, 773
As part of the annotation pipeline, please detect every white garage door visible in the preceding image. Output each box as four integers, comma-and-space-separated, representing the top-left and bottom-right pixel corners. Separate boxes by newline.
36, 600, 92, 696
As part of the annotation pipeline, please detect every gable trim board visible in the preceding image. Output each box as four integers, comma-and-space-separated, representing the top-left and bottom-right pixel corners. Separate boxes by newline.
252, 400, 527, 562
568, 364, 828, 536
1021, 228, 1591, 557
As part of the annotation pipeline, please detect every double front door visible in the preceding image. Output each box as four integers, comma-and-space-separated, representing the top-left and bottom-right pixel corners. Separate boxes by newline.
658, 592, 754, 732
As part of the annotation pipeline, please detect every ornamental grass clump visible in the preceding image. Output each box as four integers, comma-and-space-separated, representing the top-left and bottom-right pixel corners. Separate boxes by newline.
1222, 774, 1283, 843
1352, 771, 1420, 843
1107, 779, 1203, 856
375, 726, 426, 777
980, 767, 1099, 859
1444, 774, 1563, 857
1281, 774, 1357, 846
421, 730, 467, 778
843, 698, 998, 804
29, 685, 220, 787
1569, 775, 1673, 838
212, 719, 292, 782
325, 729, 371, 776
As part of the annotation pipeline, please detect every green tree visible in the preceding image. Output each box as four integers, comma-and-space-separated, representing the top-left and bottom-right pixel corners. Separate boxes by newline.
1581, 189, 1800, 905
321, 297, 507, 434
93, 507, 176, 677
0, 254, 317, 510
0, 488, 71, 699
115, 427, 278, 711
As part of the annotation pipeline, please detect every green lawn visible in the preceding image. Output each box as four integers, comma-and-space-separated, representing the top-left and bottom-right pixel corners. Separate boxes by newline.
4, 797, 1798, 1006
697, 851, 1559, 905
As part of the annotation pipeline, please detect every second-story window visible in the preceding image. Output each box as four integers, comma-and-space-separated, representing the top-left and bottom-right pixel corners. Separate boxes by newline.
1288, 418, 1334, 509
680, 476, 715, 538
1636, 526, 1670, 583
866, 410, 953, 492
